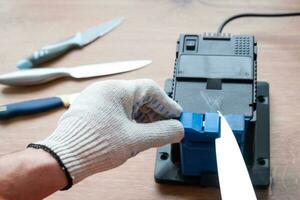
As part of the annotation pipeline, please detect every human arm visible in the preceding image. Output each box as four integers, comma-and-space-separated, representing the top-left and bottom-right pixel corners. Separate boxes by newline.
0, 149, 67, 200
0, 79, 184, 200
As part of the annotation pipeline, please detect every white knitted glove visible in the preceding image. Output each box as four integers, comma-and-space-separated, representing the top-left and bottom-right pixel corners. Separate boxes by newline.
28, 79, 183, 189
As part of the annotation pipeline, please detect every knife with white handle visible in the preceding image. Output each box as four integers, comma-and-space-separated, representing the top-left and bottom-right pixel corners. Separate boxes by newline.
16, 17, 124, 69
0, 93, 79, 120
216, 112, 257, 200
0, 60, 151, 86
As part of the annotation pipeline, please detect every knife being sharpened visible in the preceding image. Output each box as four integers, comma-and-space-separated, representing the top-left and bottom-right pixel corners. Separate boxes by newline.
17, 17, 124, 69
0, 93, 79, 120
216, 112, 257, 200
0, 60, 151, 86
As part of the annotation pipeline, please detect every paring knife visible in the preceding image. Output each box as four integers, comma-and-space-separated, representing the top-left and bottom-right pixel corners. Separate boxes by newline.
216, 112, 257, 200
0, 93, 79, 120
0, 60, 151, 86
17, 17, 124, 69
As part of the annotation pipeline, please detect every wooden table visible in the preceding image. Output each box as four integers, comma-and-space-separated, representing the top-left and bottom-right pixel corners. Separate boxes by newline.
1, 1, 300, 199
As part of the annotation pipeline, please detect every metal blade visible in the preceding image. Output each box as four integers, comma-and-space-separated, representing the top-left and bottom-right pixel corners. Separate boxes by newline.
216, 112, 257, 200
78, 17, 124, 46
68, 60, 151, 78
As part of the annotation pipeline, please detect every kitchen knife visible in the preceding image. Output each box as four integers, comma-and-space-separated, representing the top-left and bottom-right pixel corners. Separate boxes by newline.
0, 93, 79, 120
17, 17, 124, 69
0, 60, 151, 86
216, 112, 257, 200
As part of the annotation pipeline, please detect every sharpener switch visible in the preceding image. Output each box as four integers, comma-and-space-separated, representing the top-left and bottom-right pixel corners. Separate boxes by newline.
185, 37, 198, 51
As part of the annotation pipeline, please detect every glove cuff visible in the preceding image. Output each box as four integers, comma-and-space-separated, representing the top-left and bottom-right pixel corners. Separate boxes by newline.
27, 143, 73, 190
28, 116, 119, 184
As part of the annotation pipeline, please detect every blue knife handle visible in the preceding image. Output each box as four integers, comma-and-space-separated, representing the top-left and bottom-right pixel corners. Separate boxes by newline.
0, 97, 64, 120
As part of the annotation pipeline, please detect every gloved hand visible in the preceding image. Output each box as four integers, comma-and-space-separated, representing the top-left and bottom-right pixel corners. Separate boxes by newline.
28, 79, 183, 189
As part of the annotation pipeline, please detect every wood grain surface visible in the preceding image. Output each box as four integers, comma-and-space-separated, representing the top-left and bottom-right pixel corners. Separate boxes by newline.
1, 0, 300, 199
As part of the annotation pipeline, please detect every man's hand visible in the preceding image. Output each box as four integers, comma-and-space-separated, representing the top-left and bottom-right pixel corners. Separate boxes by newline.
29, 79, 184, 188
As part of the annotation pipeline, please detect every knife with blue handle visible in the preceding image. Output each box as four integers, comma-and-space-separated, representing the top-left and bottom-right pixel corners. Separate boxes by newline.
17, 17, 124, 69
0, 94, 79, 120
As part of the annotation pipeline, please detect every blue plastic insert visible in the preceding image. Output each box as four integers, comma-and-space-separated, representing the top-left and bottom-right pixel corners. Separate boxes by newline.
179, 112, 246, 176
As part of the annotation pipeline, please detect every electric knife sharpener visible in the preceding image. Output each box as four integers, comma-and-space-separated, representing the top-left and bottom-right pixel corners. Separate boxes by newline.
154, 33, 270, 188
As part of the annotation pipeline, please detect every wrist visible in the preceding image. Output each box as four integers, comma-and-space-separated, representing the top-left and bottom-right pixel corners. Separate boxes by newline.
24, 148, 68, 190
0, 149, 68, 200
27, 144, 73, 190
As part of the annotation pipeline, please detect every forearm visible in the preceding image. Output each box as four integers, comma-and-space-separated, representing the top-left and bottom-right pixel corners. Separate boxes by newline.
0, 149, 67, 200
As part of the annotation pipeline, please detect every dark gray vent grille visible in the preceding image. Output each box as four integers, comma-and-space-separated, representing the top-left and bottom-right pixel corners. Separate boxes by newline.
234, 36, 250, 56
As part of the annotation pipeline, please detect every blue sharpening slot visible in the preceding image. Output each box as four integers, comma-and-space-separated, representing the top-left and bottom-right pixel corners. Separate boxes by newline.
179, 112, 246, 176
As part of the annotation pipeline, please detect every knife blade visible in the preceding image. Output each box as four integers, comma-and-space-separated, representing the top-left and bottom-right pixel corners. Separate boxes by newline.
0, 60, 151, 86
216, 112, 257, 200
0, 93, 79, 120
16, 17, 124, 69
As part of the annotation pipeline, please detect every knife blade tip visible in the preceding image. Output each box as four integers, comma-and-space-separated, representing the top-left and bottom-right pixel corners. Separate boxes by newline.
137, 60, 152, 68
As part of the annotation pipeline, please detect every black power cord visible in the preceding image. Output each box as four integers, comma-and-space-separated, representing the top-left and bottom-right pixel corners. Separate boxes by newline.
218, 12, 300, 33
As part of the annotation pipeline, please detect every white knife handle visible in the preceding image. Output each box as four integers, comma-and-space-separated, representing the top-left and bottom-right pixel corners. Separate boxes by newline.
0, 68, 69, 86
